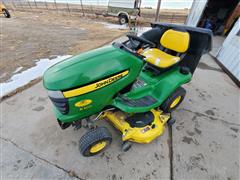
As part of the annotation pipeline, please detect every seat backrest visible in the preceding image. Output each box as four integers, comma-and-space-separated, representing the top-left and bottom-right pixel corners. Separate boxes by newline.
160, 29, 190, 53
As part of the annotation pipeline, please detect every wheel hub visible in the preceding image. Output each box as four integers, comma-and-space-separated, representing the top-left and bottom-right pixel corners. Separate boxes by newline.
170, 96, 181, 108
121, 18, 126, 24
90, 141, 107, 153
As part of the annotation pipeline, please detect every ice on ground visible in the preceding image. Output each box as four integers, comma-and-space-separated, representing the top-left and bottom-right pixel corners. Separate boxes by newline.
136, 27, 152, 35
98, 22, 128, 30
97, 20, 151, 34
1, 55, 72, 97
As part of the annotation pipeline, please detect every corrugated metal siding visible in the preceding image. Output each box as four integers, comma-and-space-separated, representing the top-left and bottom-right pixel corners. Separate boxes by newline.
217, 18, 240, 80
185, 0, 208, 26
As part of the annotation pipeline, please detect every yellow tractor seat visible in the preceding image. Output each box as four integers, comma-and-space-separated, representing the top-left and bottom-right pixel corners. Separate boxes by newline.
142, 48, 180, 68
142, 29, 190, 69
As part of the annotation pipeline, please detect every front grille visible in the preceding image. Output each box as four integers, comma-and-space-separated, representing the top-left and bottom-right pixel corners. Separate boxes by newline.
50, 97, 69, 115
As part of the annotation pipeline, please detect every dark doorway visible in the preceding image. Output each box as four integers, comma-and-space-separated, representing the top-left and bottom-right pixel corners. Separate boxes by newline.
198, 0, 239, 35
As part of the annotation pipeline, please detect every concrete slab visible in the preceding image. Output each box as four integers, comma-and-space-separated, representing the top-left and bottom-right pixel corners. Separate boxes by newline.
181, 54, 239, 124
1, 82, 170, 179
209, 36, 225, 57
1, 53, 239, 180
171, 54, 240, 180
172, 110, 239, 180
1, 139, 75, 179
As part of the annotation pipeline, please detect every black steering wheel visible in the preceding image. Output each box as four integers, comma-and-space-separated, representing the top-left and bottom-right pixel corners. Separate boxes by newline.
127, 34, 156, 49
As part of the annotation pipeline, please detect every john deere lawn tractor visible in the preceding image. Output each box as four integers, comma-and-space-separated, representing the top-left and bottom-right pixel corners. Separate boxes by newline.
43, 23, 212, 156
0, 4, 11, 18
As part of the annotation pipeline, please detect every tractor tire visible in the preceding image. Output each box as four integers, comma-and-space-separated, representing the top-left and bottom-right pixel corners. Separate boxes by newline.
3, 9, 11, 18
79, 127, 112, 157
119, 14, 128, 25
160, 87, 186, 113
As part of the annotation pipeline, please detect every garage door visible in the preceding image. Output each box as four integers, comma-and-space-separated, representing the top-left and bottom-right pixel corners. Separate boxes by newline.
185, 0, 208, 26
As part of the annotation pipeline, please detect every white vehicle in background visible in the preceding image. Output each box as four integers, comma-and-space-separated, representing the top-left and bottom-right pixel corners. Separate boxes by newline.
103, 0, 141, 24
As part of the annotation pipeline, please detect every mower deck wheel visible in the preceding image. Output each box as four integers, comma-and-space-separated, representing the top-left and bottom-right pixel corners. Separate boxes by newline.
160, 87, 186, 113
122, 141, 132, 152
167, 118, 176, 126
79, 127, 112, 156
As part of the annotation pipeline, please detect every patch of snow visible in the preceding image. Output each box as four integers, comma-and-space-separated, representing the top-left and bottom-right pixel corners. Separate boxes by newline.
97, 20, 151, 33
98, 22, 128, 30
136, 27, 152, 35
63, 26, 85, 30
13, 67, 23, 74
1, 55, 72, 97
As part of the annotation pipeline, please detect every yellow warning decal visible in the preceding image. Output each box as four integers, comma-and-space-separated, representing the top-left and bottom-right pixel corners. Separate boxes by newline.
63, 70, 129, 98
75, 99, 92, 107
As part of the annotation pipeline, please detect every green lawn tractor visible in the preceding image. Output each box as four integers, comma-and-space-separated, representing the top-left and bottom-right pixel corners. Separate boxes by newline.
43, 23, 212, 156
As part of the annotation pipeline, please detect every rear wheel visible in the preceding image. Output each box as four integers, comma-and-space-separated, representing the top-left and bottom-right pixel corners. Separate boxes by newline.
3, 9, 11, 18
79, 127, 112, 157
160, 87, 186, 113
119, 14, 128, 25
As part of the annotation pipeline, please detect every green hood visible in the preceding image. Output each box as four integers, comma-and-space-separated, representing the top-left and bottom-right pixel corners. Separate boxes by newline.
43, 45, 143, 91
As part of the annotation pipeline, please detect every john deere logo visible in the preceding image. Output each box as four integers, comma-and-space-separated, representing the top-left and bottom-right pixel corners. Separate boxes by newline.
95, 73, 125, 88
75, 99, 92, 107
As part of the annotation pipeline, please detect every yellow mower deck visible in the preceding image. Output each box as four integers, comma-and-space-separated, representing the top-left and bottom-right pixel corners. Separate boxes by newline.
102, 109, 170, 144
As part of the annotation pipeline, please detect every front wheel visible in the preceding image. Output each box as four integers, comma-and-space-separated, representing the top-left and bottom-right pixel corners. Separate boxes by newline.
160, 87, 186, 113
79, 127, 112, 157
3, 9, 11, 18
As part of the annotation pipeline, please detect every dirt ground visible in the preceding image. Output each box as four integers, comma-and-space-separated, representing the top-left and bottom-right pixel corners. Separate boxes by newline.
0, 11, 127, 82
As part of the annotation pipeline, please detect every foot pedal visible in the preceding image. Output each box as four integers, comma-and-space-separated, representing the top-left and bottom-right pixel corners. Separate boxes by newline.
119, 95, 157, 107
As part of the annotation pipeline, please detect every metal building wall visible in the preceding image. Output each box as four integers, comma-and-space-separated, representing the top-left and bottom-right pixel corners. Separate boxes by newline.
185, 0, 208, 26
216, 18, 240, 81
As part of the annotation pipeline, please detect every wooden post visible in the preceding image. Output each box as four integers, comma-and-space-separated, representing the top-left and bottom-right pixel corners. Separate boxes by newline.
54, 0, 58, 13
27, 0, 32, 11
45, 1, 48, 10
155, 0, 161, 22
2, 1, 8, 8
11, 0, 16, 8
80, 0, 85, 16
19, 0, 24, 10
33, 0, 38, 8
90, 4, 94, 15
172, 14, 174, 23
11, 0, 16, 11
67, 3, 70, 14
2, 1, 6, 7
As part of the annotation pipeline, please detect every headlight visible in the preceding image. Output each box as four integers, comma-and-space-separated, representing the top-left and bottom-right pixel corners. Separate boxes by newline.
48, 90, 65, 99
47, 90, 69, 115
